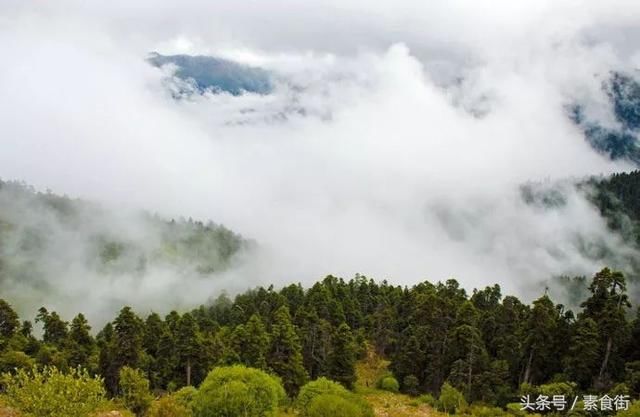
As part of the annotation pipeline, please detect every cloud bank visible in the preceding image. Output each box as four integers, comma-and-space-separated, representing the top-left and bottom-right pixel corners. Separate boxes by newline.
1, 0, 640, 321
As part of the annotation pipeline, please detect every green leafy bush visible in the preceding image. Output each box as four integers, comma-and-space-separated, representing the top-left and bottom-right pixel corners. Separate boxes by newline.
615, 401, 640, 417
118, 366, 153, 417
173, 385, 197, 409
1, 366, 105, 417
438, 382, 466, 414
417, 393, 436, 406
307, 394, 361, 417
148, 395, 193, 417
0, 351, 35, 374
191, 365, 285, 417
296, 378, 373, 417
378, 376, 400, 392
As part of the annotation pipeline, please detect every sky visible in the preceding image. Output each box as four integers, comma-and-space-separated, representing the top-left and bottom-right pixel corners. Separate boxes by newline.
1, 0, 640, 320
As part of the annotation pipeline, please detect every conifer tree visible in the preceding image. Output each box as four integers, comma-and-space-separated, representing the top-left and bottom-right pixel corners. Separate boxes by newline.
175, 312, 200, 386
235, 314, 269, 370
67, 313, 95, 369
268, 305, 308, 396
328, 322, 357, 389
564, 317, 600, 388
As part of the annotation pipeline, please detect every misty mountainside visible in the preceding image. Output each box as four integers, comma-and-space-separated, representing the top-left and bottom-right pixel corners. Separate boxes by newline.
0, 180, 251, 295
571, 71, 640, 165
521, 170, 640, 301
147, 52, 273, 96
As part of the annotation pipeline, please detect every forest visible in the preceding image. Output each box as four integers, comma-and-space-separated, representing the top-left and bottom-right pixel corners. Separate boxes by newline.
1, 172, 640, 416
0, 266, 639, 416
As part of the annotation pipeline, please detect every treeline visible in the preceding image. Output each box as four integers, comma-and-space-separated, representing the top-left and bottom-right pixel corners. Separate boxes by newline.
0, 268, 639, 408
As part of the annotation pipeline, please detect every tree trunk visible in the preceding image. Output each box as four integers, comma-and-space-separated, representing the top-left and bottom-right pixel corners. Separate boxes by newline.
599, 337, 613, 379
523, 350, 534, 384
186, 359, 192, 386
467, 351, 473, 398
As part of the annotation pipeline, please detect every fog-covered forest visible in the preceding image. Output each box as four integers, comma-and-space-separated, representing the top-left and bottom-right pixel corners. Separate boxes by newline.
3, 0, 640, 416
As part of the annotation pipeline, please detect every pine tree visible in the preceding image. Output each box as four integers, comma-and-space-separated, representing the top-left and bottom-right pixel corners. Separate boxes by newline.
67, 313, 95, 369
175, 312, 200, 386
564, 318, 600, 388
297, 306, 332, 380
328, 322, 357, 389
97, 322, 119, 394
235, 314, 269, 370
580, 268, 631, 387
113, 306, 144, 371
0, 299, 19, 350
35, 307, 68, 348
522, 295, 559, 385
268, 305, 308, 396
155, 327, 176, 389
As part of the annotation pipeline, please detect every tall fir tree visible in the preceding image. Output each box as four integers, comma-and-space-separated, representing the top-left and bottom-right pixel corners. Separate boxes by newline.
328, 322, 357, 389
268, 305, 308, 396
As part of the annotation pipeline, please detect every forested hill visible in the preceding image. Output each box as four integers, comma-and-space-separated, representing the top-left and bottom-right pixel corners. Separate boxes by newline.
588, 170, 640, 236
0, 180, 251, 316
0, 268, 638, 416
571, 71, 640, 165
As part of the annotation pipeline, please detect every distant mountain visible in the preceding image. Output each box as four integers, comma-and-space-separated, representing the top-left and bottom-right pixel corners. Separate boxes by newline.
571, 71, 640, 164
147, 52, 273, 96
0, 180, 251, 286
521, 170, 640, 295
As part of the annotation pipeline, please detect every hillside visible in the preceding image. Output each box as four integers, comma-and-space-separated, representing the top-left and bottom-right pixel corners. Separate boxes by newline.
0, 180, 252, 319
571, 71, 640, 165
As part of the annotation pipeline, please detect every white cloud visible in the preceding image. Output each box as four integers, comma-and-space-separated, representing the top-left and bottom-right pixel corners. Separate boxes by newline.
0, 0, 639, 321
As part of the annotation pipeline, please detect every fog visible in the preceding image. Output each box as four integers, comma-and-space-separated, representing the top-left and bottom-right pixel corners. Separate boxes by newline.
1, 0, 639, 322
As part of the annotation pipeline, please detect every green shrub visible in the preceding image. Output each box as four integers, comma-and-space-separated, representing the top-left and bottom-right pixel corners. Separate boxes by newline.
173, 385, 197, 409
538, 381, 576, 398
417, 393, 436, 406
118, 366, 153, 417
438, 382, 466, 414
148, 395, 193, 417
1, 366, 105, 417
378, 376, 400, 392
307, 394, 361, 417
191, 365, 285, 417
505, 402, 526, 416
296, 378, 373, 417
0, 350, 35, 374
615, 401, 640, 417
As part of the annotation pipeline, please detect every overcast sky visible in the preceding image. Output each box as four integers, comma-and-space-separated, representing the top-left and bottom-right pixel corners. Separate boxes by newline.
1, 1, 640, 318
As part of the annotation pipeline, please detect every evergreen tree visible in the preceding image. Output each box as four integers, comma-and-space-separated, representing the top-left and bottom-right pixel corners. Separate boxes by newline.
235, 314, 269, 370
564, 317, 600, 388
327, 322, 357, 389
522, 295, 559, 385
175, 312, 200, 386
0, 300, 19, 351
581, 268, 631, 387
268, 305, 308, 396
35, 307, 68, 348
67, 313, 95, 369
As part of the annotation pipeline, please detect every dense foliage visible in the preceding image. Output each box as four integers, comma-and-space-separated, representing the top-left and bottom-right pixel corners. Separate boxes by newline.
0, 267, 638, 416
191, 365, 285, 417
0, 366, 105, 417
296, 377, 373, 417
